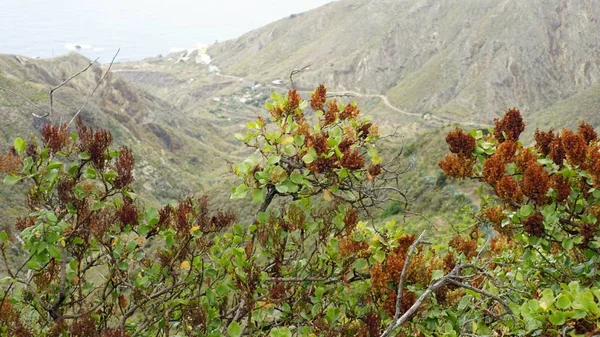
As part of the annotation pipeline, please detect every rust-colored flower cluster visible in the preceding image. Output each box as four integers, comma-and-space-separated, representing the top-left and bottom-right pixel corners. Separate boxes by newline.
69, 314, 97, 337
114, 146, 135, 189
14, 216, 35, 231
314, 133, 329, 155
449, 229, 479, 260
117, 199, 139, 227
484, 206, 509, 235
288, 89, 301, 111
439, 154, 475, 179
534, 128, 555, 157
0, 300, 33, 337
515, 148, 537, 172
496, 140, 517, 163
523, 213, 544, 237
0, 149, 22, 174
551, 175, 571, 202
446, 128, 476, 156
383, 289, 416, 317
369, 234, 416, 296
324, 99, 339, 126
310, 84, 327, 111
340, 102, 360, 120
579, 122, 598, 145
340, 149, 365, 170
561, 129, 587, 167
76, 117, 113, 170
41, 123, 69, 154
339, 237, 369, 258
482, 154, 506, 184
439, 128, 477, 179
520, 163, 550, 205
493, 108, 525, 142
343, 208, 359, 234
580, 221, 598, 246
495, 176, 522, 204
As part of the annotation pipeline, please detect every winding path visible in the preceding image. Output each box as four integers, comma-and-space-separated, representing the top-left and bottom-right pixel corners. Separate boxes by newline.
327, 90, 493, 129
211, 69, 494, 129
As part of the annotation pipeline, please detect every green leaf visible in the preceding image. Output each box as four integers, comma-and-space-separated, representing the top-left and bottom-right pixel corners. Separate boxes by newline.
290, 172, 304, 184
216, 283, 230, 296
580, 291, 600, 315
257, 212, 268, 224
227, 322, 242, 337
103, 171, 118, 181
252, 188, 266, 203
302, 148, 318, 164
275, 184, 289, 194
431, 269, 445, 281
48, 245, 61, 259
352, 258, 368, 270
91, 202, 105, 211
84, 167, 97, 179
267, 155, 281, 166
555, 294, 571, 310
271, 91, 284, 104
47, 160, 63, 170
13, 137, 26, 154
519, 204, 534, 218
118, 261, 129, 271
3, 174, 21, 185
79, 152, 91, 160
373, 250, 385, 263
0, 231, 8, 243
143, 207, 159, 226
270, 327, 292, 337
548, 311, 566, 326
562, 237, 574, 250
231, 184, 250, 199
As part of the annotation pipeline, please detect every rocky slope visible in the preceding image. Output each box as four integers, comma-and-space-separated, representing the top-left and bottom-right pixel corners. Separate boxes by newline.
0, 53, 241, 209
209, 0, 600, 127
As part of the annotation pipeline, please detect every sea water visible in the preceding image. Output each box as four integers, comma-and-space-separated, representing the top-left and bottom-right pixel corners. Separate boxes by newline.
0, 0, 334, 62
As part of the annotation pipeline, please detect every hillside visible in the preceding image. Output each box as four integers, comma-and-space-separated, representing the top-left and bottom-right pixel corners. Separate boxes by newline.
4, 0, 600, 228
0, 53, 243, 211
209, 0, 600, 127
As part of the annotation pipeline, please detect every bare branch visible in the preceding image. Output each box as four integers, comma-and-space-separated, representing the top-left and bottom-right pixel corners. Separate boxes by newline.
380, 231, 427, 337
381, 263, 513, 337
392, 231, 426, 322
0, 86, 50, 118
49, 58, 99, 117
289, 64, 311, 89
68, 48, 120, 126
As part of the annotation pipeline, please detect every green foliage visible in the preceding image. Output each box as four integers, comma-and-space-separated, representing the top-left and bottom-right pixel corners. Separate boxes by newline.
4, 91, 600, 337
438, 109, 600, 335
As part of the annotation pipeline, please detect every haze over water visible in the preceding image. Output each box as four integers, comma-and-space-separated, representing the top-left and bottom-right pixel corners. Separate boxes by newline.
1, 0, 333, 62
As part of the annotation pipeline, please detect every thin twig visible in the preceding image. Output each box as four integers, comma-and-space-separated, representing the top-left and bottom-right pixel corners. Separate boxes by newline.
49, 58, 99, 117
289, 64, 311, 89
68, 48, 120, 126
383, 230, 426, 337
0, 86, 49, 118
380, 263, 513, 337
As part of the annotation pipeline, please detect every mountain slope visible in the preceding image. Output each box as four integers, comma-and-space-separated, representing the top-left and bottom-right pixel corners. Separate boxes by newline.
209, 0, 600, 126
0, 53, 240, 207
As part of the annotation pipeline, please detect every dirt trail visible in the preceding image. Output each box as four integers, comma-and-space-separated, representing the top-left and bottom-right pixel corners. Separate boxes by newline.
327, 90, 493, 129
209, 70, 494, 129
